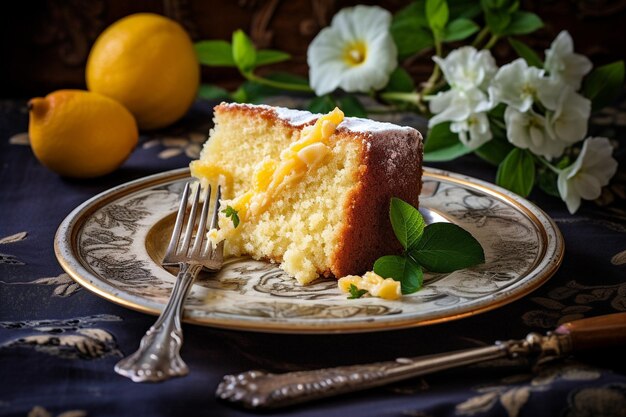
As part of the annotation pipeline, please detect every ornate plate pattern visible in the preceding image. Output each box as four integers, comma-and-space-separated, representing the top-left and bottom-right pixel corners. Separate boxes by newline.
55, 168, 563, 333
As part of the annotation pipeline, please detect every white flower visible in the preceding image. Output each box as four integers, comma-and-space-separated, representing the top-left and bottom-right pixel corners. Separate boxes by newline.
307, 5, 397, 96
450, 112, 493, 149
433, 46, 497, 90
545, 31, 593, 89
504, 107, 566, 159
489, 59, 561, 112
557, 137, 618, 214
546, 87, 591, 144
428, 87, 492, 127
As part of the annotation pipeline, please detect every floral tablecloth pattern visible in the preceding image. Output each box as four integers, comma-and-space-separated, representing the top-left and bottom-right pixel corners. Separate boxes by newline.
1, 98, 625, 417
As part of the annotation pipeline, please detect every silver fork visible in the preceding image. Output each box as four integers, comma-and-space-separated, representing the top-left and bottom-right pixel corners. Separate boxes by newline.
115, 182, 223, 382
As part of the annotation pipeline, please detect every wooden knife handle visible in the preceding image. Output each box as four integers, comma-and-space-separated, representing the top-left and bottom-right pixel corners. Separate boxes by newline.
555, 312, 626, 351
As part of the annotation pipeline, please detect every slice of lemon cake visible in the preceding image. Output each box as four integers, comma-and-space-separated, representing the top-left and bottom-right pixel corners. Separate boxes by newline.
190, 103, 423, 285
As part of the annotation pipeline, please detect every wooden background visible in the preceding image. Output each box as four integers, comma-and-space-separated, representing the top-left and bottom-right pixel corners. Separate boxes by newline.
1, 0, 625, 98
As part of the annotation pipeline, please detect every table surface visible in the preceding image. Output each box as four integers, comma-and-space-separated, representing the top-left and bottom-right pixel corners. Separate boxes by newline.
1, 98, 625, 417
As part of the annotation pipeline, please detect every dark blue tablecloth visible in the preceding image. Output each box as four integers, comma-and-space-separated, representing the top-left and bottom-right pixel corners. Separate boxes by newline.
1, 98, 625, 417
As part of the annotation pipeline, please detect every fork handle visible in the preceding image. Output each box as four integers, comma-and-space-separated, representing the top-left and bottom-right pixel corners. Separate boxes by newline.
114, 263, 202, 382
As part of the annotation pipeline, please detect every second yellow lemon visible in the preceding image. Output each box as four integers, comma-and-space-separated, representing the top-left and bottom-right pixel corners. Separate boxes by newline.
86, 13, 199, 130
28, 90, 138, 178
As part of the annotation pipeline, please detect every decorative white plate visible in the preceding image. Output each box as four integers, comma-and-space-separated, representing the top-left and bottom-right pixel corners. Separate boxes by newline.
55, 167, 563, 334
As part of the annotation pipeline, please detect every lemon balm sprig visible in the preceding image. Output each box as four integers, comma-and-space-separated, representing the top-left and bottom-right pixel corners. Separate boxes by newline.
374, 198, 485, 294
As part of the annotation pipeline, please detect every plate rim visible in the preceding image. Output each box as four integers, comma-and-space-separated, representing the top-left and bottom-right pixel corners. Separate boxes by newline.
54, 167, 564, 334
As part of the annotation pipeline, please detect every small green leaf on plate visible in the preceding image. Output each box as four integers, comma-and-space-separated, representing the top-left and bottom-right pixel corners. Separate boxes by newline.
347, 284, 369, 299
374, 255, 423, 294
410, 223, 484, 273
390, 197, 426, 251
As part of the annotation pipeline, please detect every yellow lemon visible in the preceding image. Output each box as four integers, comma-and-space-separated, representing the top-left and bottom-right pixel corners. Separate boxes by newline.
86, 13, 199, 130
28, 90, 138, 178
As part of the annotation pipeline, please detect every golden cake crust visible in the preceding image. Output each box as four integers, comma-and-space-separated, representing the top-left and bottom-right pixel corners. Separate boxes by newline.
212, 102, 423, 278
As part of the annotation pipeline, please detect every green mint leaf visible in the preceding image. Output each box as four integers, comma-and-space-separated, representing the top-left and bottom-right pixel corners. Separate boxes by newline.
390, 198, 425, 251
347, 284, 369, 299
409, 223, 484, 273
443, 18, 479, 42
194, 40, 236, 66
308, 95, 336, 114
198, 84, 229, 101
423, 122, 473, 162
426, 0, 450, 35
374, 255, 423, 294
508, 38, 543, 68
502, 11, 543, 35
337, 96, 367, 118
474, 134, 514, 166
222, 205, 240, 228
582, 61, 625, 112
384, 68, 416, 93
496, 148, 535, 197
255, 49, 291, 67
232, 30, 257, 72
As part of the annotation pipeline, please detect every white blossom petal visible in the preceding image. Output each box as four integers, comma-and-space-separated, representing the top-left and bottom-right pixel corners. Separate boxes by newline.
545, 31, 592, 89
547, 87, 591, 144
489, 59, 545, 112
307, 5, 397, 95
557, 137, 618, 213
434, 46, 497, 91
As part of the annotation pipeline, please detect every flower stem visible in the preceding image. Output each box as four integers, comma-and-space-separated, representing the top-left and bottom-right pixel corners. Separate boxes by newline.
484, 35, 500, 50
472, 27, 490, 48
243, 71, 314, 93
379, 91, 428, 113
536, 155, 561, 174
421, 39, 443, 97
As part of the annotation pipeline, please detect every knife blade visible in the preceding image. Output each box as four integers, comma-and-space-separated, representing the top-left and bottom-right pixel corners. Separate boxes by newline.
215, 312, 626, 409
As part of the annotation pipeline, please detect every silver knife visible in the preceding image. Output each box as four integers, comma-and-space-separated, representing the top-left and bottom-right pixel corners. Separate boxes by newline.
216, 312, 626, 409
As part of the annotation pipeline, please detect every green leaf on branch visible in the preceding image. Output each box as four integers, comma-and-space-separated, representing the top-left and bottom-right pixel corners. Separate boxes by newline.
255, 49, 291, 67
496, 148, 536, 197
503, 11, 543, 35
537, 167, 560, 197
582, 61, 625, 111
410, 223, 484, 272
448, 0, 482, 20
426, 0, 450, 35
337, 96, 367, 118
194, 40, 236, 66
392, 23, 434, 58
266, 72, 310, 86
475, 136, 514, 166
198, 84, 229, 101
390, 197, 426, 251
443, 18, 480, 42
232, 30, 257, 72
481, 0, 518, 35
374, 255, 423, 294
508, 38, 543, 68
423, 122, 473, 162
384, 68, 416, 92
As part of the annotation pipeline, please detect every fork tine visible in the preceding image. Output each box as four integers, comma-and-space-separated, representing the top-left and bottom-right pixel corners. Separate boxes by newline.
209, 185, 222, 231
203, 185, 222, 257
190, 185, 211, 256
179, 183, 201, 256
164, 182, 190, 259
